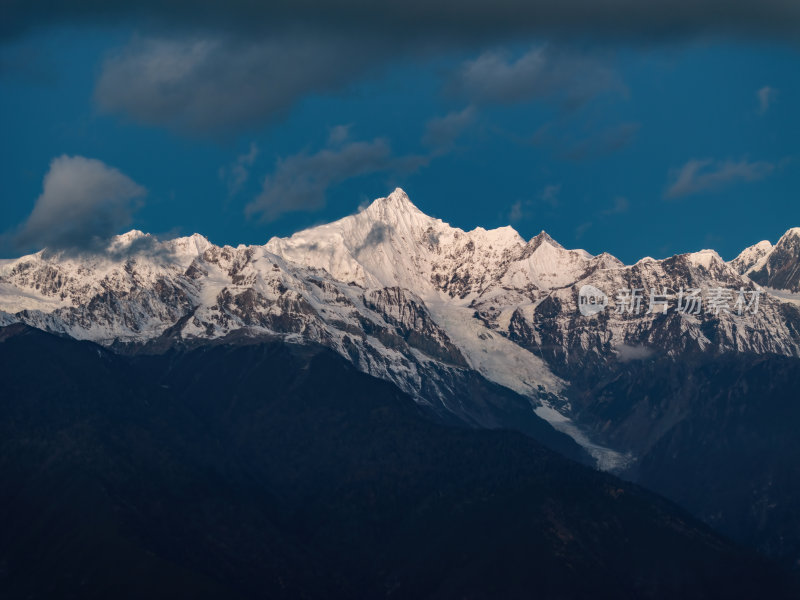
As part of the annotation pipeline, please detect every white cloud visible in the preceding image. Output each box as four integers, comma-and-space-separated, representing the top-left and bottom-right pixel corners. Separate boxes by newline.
665, 157, 774, 198
12, 155, 146, 253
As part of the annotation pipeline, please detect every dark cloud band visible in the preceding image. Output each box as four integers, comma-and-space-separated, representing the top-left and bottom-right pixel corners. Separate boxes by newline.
3, 0, 800, 41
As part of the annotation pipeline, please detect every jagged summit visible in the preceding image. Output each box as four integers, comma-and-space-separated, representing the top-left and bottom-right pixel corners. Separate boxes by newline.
266, 189, 531, 293
730, 240, 773, 275
166, 232, 212, 258
364, 187, 421, 215
360, 188, 528, 248
528, 230, 564, 250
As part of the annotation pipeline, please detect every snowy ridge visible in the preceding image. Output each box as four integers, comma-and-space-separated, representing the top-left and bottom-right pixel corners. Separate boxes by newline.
266, 189, 528, 300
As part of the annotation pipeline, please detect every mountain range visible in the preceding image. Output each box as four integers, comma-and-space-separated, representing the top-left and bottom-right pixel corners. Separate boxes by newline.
2, 188, 800, 595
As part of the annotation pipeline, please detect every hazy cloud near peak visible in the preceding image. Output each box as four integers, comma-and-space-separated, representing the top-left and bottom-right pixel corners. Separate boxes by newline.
246, 138, 427, 222
665, 157, 775, 198
574, 221, 592, 239
11, 155, 146, 253
506, 183, 561, 224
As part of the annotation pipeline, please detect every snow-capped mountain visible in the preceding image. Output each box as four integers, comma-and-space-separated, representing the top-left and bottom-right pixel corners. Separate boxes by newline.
745, 228, 800, 292
730, 240, 773, 275
2, 188, 799, 470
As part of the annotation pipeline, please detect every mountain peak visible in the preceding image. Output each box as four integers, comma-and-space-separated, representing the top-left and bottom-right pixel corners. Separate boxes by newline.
363, 188, 422, 218
684, 248, 723, 270
528, 230, 564, 251
730, 240, 773, 275
778, 227, 800, 244
114, 229, 147, 243
167, 233, 212, 258
387, 186, 411, 203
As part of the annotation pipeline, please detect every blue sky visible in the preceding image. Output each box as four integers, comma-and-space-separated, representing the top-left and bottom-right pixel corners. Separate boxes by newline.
1, 4, 798, 264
